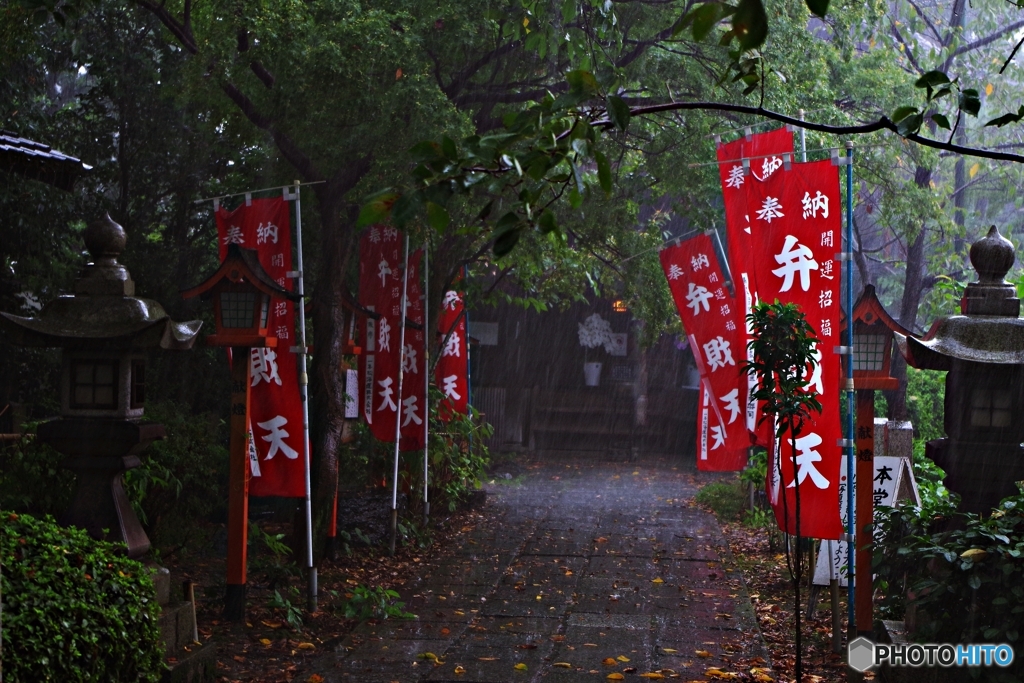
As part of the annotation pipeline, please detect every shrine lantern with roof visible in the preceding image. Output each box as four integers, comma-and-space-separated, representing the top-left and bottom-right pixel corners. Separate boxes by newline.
0, 215, 201, 558
840, 284, 911, 636
897, 226, 1024, 514
182, 243, 298, 620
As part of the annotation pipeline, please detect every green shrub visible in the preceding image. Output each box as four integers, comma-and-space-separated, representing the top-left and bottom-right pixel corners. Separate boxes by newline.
0, 512, 164, 682
905, 366, 946, 443
695, 480, 746, 521
0, 426, 75, 516
122, 400, 229, 546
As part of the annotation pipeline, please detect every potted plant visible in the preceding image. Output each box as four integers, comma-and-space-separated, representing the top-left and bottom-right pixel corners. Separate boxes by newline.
578, 313, 616, 386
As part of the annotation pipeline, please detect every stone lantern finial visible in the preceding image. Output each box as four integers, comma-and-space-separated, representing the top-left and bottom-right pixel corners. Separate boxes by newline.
961, 225, 1019, 317
76, 214, 134, 296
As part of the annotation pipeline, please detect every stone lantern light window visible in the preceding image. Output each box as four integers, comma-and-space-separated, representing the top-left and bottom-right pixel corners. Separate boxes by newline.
969, 388, 1013, 428
71, 359, 118, 409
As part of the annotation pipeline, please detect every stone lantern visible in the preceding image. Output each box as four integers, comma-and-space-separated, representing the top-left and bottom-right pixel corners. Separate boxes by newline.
0, 215, 201, 557
896, 226, 1024, 514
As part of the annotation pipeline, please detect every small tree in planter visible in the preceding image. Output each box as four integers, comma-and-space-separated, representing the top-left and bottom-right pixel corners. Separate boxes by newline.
577, 313, 616, 385
743, 300, 821, 683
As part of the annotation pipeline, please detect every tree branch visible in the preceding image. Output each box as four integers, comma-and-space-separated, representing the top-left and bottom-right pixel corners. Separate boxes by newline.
135, 0, 198, 53
591, 100, 1024, 163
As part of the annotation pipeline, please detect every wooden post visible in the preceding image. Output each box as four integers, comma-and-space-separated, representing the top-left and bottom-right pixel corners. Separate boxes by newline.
855, 389, 875, 636
224, 348, 250, 620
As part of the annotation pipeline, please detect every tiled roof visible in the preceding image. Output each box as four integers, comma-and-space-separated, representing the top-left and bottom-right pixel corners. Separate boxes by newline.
0, 130, 92, 191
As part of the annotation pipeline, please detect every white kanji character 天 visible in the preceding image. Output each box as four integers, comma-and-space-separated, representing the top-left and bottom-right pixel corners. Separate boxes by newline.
377, 376, 398, 412
401, 395, 423, 427
710, 425, 726, 450
720, 388, 741, 424
257, 415, 298, 460
771, 235, 818, 292
442, 375, 461, 400
786, 432, 830, 489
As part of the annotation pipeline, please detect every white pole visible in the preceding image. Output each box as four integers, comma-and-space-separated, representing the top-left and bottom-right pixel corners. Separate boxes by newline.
290, 181, 317, 613
422, 241, 430, 525
389, 234, 410, 556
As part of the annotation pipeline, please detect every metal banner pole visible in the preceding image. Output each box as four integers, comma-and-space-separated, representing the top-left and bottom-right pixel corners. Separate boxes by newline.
289, 182, 317, 613
422, 241, 430, 525
844, 143, 856, 638
390, 234, 411, 556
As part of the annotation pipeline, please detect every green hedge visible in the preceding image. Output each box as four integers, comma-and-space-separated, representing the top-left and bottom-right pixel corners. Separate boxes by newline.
0, 512, 164, 682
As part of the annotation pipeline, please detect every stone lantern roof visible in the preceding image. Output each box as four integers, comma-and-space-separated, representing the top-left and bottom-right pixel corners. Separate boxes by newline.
896, 226, 1024, 371
0, 215, 201, 350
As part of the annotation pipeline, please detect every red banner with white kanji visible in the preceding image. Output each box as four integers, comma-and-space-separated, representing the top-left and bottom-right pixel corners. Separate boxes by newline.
399, 251, 426, 450
435, 289, 468, 419
358, 226, 426, 448
660, 235, 747, 471
717, 128, 794, 446
743, 159, 844, 540
216, 197, 305, 497
359, 225, 403, 443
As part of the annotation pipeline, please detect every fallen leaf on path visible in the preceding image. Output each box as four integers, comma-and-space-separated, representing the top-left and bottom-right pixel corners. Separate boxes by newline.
652, 578, 665, 584
617, 655, 630, 662
607, 674, 625, 681
551, 635, 565, 642
454, 665, 466, 674
602, 658, 617, 666
661, 648, 677, 653
261, 620, 283, 629
695, 650, 711, 658
514, 662, 528, 671
478, 657, 498, 661
297, 642, 315, 650
259, 638, 272, 646
553, 662, 572, 668
705, 668, 739, 679
639, 674, 665, 680
308, 675, 324, 683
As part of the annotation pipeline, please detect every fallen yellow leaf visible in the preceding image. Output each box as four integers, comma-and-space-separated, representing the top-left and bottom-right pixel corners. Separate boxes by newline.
705, 668, 740, 680
419, 652, 439, 661
695, 650, 712, 658
259, 638, 272, 646
608, 675, 625, 681
308, 675, 324, 683
297, 642, 315, 650
261, 620, 283, 629
652, 578, 665, 584
617, 655, 630, 662
478, 657, 498, 661
639, 674, 665, 680
454, 665, 466, 675
662, 648, 678, 653
554, 662, 573, 668
514, 663, 528, 671
603, 658, 618, 666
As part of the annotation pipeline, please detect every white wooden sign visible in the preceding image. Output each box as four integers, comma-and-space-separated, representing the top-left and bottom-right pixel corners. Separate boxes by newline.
812, 456, 919, 587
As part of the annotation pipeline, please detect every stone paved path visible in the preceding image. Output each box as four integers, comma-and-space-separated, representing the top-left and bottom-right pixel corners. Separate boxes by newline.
309, 456, 769, 682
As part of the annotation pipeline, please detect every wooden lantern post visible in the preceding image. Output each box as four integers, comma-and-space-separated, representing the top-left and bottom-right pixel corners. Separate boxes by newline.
842, 285, 909, 636
183, 244, 298, 620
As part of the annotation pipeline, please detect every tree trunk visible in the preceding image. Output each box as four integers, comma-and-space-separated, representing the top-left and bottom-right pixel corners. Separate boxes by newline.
887, 166, 932, 420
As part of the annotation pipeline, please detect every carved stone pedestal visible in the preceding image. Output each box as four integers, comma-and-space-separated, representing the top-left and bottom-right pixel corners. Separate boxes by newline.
38, 418, 165, 558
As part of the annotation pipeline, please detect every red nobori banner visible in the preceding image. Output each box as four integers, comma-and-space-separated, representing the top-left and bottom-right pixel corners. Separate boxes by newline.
660, 234, 747, 471
358, 225, 403, 443
358, 225, 426, 449
744, 159, 844, 540
216, 197, 305, 498
399, 250, 425, 450
717, 128, 794, 445
435, 289, 468, 420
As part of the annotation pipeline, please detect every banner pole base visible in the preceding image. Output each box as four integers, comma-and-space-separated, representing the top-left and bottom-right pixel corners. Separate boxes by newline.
389, 509, 398, 556
224, 583, 246, 621
307, 568, 318, 613
423, 501, 430, 528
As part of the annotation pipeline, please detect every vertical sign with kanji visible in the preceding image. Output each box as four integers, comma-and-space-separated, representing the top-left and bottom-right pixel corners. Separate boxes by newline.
216, 197, 305, 497
660, 234, 747, 471
745, 159, 844, 540
435, 289, 468, 419
358, 225, 403, 443
399, 250, 426, 450
717, 128, 794, 445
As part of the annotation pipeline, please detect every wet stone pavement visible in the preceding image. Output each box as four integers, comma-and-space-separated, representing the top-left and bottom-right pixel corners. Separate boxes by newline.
308, 456, 769, 682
